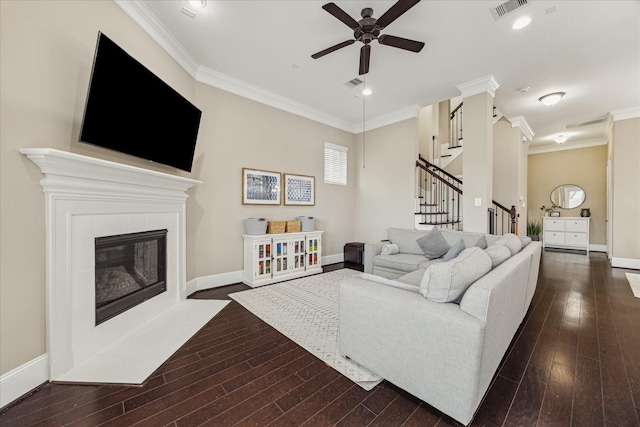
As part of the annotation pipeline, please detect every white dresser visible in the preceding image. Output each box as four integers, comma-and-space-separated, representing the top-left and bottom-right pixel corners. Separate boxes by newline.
542, 217, 590, 254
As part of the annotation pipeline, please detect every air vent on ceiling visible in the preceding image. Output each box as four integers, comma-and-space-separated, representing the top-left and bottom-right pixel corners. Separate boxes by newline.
345, 77, 364, 88
490, 0, 530, 21
564, 118, 606, 129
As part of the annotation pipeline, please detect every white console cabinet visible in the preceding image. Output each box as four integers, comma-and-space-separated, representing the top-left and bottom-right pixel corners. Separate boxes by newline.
543, 217, 590, 254
242, 231, 323, 287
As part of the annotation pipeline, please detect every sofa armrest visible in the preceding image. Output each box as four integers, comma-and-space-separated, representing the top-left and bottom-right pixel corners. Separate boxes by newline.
363, 242, 384, 274
338, 277, 485, 424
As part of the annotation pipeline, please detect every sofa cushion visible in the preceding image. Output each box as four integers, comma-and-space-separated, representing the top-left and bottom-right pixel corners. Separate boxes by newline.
491, 233, 522, 256
475, 235, 488, 249
397, 268, 427, 287
440, 229, 485, 248
419, 258, 445, 270
373, 253, 427, 273
357, 273, 419, 292
417, 227, 451, 259
519, 236, 532, 247
387, 228, 430, 255
419, 247, 492, 303
485, 244, 511, 269
443, 239, 465, 261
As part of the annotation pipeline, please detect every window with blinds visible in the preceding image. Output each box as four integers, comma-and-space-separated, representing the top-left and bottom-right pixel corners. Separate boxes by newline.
324, 142, 348, 185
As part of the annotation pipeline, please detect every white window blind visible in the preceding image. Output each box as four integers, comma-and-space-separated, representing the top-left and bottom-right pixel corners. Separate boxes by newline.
324, 142, 348, 185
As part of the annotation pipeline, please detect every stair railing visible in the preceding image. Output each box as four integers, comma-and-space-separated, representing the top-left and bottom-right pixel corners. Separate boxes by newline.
416, 155, 517, 235
450, 102, 463, 148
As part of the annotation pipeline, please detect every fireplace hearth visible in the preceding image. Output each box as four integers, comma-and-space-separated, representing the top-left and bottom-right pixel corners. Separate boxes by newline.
95, 229, 167, 325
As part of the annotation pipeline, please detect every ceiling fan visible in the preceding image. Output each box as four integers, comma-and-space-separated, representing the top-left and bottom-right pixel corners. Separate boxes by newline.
311, 0, 425, 75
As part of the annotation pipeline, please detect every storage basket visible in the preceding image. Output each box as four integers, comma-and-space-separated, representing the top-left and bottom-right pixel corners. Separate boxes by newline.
244, 218, 267, 235
266, 221, 286, 234
285, 220, 301, 233
296, 216, 315, 232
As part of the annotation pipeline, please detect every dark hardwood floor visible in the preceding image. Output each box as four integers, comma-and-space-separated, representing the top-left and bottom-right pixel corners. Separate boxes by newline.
1, 251, 639, 426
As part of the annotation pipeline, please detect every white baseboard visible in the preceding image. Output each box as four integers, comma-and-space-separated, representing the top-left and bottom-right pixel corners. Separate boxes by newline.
322, 252, 344, 266
187, 253, 346, 294
0, 354, 49, 409
590, 244, 607, 253
611, 257, 640, 270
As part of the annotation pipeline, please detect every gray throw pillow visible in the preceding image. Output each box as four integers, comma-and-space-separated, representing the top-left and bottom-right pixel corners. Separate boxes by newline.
419, 247, 492, 303
475, 235, 488, 249
485, 244, 511, 268
443, 239, 465, 262
492, 233, 522, 256
416, 227, 451, 260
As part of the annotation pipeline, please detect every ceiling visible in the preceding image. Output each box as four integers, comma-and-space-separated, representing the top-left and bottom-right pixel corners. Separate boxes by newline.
120, 0, 640, 152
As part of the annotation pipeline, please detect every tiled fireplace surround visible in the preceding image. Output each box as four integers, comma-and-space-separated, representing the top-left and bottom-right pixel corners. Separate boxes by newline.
20, 148, 203, 382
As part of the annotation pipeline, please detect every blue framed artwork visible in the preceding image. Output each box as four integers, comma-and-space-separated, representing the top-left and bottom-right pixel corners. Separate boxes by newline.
284, 173, 315, 206
242, 168, 281, 205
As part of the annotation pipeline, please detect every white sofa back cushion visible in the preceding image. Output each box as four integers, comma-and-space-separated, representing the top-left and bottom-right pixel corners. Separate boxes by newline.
491, 233, 522, 256
387, 228, 430, 255
419, 247, 492, 303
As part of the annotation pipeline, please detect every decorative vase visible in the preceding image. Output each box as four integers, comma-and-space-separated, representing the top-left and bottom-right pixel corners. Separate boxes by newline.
580, 208, 591, 217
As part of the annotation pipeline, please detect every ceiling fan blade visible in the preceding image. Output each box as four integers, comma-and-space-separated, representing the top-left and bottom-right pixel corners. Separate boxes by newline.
359, 44, 371, 75
376, 0, 421, 29
311, 39, 356, 59
378, 34, 425, 52
322, 3, 360, 30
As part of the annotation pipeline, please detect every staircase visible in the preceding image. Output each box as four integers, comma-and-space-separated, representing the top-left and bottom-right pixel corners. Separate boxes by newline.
415, 155, 517, 235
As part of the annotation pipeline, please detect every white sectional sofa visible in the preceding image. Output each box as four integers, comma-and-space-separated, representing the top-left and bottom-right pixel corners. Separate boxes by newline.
339, 228, 541, 425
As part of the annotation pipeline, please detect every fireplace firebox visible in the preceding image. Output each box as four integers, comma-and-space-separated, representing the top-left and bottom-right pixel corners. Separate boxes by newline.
95, 229, 167, 325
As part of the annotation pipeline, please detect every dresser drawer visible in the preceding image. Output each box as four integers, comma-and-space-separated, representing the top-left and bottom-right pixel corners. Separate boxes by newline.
544, 231, 565, 244
544, 219, 565, 231
565, 219, 588, 232
565, 232, 587, 246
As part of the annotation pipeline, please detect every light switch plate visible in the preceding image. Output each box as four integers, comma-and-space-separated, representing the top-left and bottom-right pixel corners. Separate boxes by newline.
475, 198, 482, 207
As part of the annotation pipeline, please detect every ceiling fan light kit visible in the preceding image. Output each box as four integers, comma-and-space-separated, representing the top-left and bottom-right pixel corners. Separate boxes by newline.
311, 0, 425, 75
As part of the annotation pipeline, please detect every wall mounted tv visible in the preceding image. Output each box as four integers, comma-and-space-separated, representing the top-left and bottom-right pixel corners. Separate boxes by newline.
80, 32, 201, 172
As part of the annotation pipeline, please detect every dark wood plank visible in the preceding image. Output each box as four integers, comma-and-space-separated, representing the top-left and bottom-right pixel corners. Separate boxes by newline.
2, 257, 640, 427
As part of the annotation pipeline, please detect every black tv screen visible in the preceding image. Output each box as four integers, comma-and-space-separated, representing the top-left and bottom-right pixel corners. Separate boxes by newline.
80, 32, 201, 172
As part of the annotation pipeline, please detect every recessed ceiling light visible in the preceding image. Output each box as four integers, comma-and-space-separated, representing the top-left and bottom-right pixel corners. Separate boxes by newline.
512, 16, 531, 29
362, 88, 372, 96
538, 92, 565, 106
187, 0, 206, 9
181, 7, 196, 18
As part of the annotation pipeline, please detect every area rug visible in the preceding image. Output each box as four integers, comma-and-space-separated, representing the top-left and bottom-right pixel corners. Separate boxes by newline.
229, 269, 383, 390
626, 272, 640, 298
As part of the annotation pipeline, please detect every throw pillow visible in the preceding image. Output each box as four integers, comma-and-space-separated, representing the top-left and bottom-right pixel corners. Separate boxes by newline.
416, 227, 451, 260
419, 247, 492, 303
491, 233, 522, 256
474, 235, 488, 249
381, 243, 400, 255
443, 239, 465, 262
485, 244, 511, 268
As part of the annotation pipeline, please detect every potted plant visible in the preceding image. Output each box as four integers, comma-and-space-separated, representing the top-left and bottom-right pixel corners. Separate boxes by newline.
527, 219, 542, 241
540, 203, 559, 216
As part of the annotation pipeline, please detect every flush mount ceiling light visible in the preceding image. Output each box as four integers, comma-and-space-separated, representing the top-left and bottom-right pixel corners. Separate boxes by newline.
362, 87, 372, 96
187, 0, 207, 9
539, 92, 565, 106
512, 16, 531, 29
554, 134, 568, 144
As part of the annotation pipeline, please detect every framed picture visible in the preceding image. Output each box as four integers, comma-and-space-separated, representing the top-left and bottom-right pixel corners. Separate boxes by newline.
284, 174, 315, 206
550, 211, 561, 217
242, 168, 281, 205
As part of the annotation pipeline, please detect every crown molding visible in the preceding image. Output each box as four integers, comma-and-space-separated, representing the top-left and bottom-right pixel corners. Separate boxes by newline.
611, 106, 640, 121
528, 138, 607, 155
507, 115, 535, 141
113, 0, 199, 78
362, 105, 422, 133
456, 75, 500, 98
195, 67, 354, 133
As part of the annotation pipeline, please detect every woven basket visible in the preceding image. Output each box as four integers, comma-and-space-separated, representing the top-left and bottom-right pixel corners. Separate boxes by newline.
267, 221, 286, 234
285, 220, 301, 233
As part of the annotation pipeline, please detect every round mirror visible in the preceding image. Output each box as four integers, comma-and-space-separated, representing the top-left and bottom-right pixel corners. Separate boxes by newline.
550, 184, 586, 209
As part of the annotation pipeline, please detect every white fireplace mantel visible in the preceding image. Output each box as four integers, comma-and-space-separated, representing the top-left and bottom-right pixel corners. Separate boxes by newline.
20, 148, 202, 381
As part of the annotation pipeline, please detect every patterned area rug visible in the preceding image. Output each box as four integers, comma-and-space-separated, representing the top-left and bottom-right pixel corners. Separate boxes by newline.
230, 269, 383, 390
626, 272, 640, 298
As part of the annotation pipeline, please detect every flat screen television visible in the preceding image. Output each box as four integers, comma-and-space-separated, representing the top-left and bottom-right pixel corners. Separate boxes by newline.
80, 32, 202, 172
